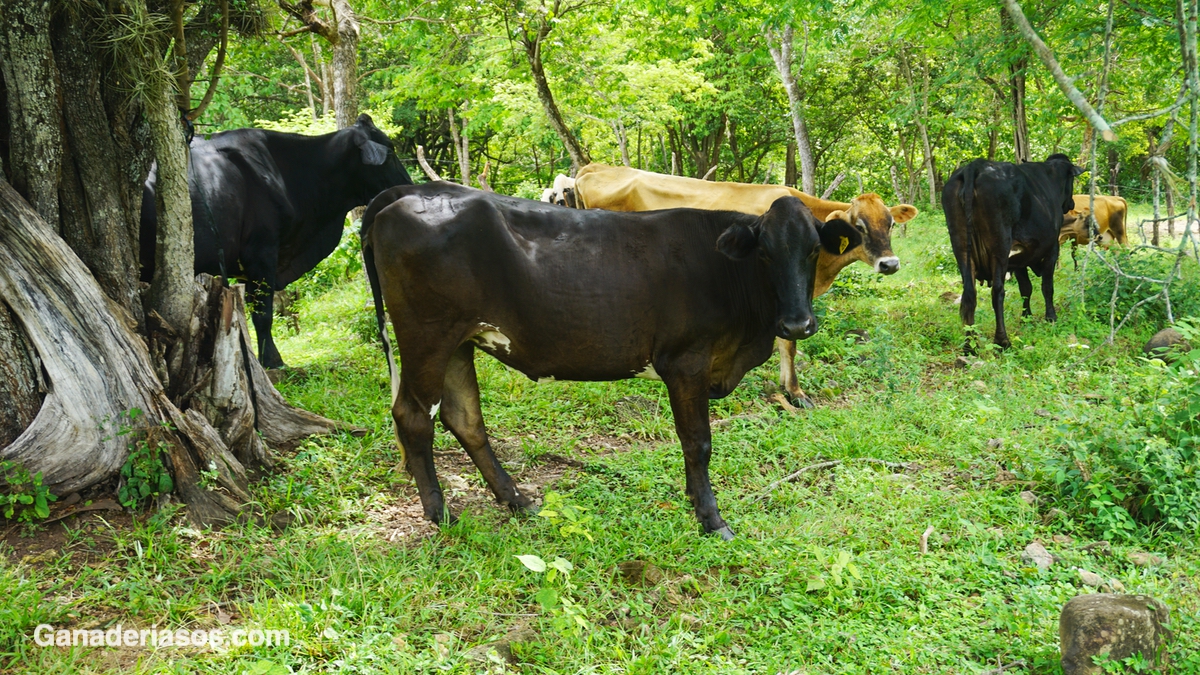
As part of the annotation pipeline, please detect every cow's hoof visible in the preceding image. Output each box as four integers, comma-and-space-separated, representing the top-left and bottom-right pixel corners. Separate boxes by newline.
791, 393, 815, 410
713, 526, 736, 541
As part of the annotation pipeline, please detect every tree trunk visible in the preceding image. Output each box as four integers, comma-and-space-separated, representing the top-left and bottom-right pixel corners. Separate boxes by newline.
1010, 61, 1030, 162
523, 31, 589, 172
768, 25, 815, 194
330, 0, 358, 129
1107, 146, 1120, 195
146, 83, 196, 342
312, 35, 331, 117
448, 107, 469, 185
0, 2, 63, 227
785, 142, 797, 187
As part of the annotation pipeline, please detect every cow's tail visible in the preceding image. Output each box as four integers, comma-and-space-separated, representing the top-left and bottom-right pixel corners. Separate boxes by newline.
958, 161, 987, 285
360, 205, 402, 437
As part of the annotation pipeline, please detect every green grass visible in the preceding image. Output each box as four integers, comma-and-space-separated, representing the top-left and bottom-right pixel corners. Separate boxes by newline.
2, 211, 1198, 674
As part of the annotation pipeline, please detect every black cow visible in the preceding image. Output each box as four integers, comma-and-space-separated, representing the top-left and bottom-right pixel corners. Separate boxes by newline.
942, 153, 1083, 350
141, 114, 413, 368
361, 182, 861, 539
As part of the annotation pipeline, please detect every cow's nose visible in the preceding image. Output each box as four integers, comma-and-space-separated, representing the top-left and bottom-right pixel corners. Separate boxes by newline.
877, 257, 900, 275
778, 317, 817, 341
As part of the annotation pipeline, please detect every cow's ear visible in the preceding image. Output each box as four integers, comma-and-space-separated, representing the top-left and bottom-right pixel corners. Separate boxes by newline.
890, 204, 919, 223
357, 113, 375, 127
716, 222, 760, 260
1072, 164, 1086, 177
359, 138, 389, 166
817, 218, 862, 256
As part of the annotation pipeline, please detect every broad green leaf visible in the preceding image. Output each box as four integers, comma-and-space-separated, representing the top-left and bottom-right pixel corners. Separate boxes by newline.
515, 554, 546, 572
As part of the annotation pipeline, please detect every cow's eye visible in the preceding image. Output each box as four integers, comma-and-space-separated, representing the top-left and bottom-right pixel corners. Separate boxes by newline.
854, 218, 869, 232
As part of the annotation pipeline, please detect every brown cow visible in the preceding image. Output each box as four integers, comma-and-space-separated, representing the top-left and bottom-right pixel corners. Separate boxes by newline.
573, 163, 919, 407
1059, 194, 1128, 246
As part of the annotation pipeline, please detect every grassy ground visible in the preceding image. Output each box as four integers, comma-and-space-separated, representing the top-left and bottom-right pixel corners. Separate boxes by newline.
2, 211, 1199, 674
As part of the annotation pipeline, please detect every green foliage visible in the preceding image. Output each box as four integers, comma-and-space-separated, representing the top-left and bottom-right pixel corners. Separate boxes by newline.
515, 553, 590, 636
0, 461, 55, 523
1041, 319, 1200, 540
290, 223, 363, 301
1074, 247, 1200, 326
116, 409, 175, 510
536, 491, 594, 541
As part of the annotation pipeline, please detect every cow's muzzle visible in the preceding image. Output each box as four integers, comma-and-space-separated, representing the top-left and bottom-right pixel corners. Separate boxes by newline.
778, 316, 817, 341
876, 256, 900, 275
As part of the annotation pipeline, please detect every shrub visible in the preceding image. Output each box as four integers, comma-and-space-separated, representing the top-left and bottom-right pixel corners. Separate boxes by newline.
1073, 246, 1200, 326
1040, 318, 1200, 540
0, 461, 55, 523
289, 223, 363, 301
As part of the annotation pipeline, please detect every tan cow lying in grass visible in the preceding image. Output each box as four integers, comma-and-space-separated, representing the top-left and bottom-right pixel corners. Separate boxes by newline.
1059, 194, 1128, 246
572, 163, 919, 407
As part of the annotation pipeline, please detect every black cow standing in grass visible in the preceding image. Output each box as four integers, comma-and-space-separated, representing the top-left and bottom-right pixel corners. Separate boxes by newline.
361, 182, 862, 539
141, 114, 413, 368
942, 154, 1083, 350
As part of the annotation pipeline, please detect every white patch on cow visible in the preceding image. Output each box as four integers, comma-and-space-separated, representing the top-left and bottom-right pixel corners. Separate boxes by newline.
472, 325, 512, 354
537, 376, 556, 384
634, 363, 662, 381
1009, 245, 1025, 258
874, 256, 900, 273
540, 187, 555, 203
429, 401, 441, 419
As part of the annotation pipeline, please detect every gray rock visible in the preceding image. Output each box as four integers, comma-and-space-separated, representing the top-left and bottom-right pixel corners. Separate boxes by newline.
1078, 569, 1103, 587
953, 355, 971, 369
615, 560, 665, 587
1143, 327, 1190, 363
463, 625, 537, 664
1022, 542, 1054, 570
1060, 594, 1171, 675
1084, 541, 1113, 557
1019, 490, 1038, 505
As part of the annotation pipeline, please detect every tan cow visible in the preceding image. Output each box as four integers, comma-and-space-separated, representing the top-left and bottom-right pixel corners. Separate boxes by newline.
574, 162, 919, 407
1059, 194, 1128, 246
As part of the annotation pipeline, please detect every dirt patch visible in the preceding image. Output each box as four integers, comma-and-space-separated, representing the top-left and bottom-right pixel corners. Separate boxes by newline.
2, 494, 131, 570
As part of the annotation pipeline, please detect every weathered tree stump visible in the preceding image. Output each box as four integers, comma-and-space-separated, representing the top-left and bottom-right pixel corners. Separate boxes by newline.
0, 181, 350, 526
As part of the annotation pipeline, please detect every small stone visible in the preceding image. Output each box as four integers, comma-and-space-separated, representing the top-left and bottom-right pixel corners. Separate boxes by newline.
995, 469, 1018, 482
1019, 490, 1038, 505
986, 438, 1004, 449
1078, 569, 1103, 587
392, 634, 409, 650
1059, 594, 1172, 675
1105, 579, 1126, 593
615, 560, 665, 587
1084, 541, 1113, 557
1053, 534, 1074, 545
1022, 542, 1054, 570
1127, 552, 1164, 568
443, 474, 469, 491
678, 613, 704, 629
1034, 408, 1055, 418
463, 625, 536, 664
954, 355, 971, 369
971, 380, 987, 392
62, 492, 81, 507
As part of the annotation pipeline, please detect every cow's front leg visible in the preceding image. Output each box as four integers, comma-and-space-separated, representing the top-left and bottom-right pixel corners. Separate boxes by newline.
776, 338, 814, 409
663, 368, 732, 540
1014, 267, 1034, 317
244, 278, 285, 369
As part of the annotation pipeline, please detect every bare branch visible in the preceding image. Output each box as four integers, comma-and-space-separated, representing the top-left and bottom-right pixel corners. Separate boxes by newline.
1001, 0, 1116, 141
186, 0, 229, 121
415, 145, 442, 182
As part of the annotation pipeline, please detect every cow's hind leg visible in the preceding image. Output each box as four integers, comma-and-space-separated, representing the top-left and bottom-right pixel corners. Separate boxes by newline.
1014, 267, 1034, 317
394, 346, 455, 525
663, 366, 732, 540
776, 338, 814, 409
440, 342, 535, 513
991, 262, 1011, 349
1041, 249, 1060, 322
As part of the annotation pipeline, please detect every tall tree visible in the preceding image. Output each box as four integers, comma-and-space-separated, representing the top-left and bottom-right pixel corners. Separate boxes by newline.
767, 23, 816, 193
280, 0, 362, 128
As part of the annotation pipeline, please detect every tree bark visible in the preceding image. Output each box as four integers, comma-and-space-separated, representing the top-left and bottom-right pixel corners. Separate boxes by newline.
522, 24, 590, 172
1001, 9, 1031, 162
0, 1, 63, 227
768, 24, 816, 194
449, 107, 469, 185
0, 300, 41, 449
330, 0, 359, 129
146, 83, 195, 342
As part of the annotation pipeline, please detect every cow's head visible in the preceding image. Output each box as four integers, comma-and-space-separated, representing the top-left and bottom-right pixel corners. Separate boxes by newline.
1045, 153, 1086, 214
717, 196, 862, 341
346, 114, 413, 200
826, 194, 918, 276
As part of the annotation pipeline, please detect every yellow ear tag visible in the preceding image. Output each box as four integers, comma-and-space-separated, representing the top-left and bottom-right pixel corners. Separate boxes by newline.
839, 236, 849, 254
